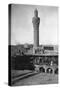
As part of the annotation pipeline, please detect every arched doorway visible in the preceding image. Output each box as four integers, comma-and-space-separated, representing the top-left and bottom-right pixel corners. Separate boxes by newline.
39, 67, 45, 73
46, 68, 53, 74
54, 68, 58, 74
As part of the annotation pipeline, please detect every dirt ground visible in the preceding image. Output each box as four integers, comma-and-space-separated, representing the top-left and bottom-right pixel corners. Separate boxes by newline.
11, 70, 58, 86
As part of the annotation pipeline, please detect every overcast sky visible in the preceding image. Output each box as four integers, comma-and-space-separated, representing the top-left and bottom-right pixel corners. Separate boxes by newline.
11, 4, 58, 45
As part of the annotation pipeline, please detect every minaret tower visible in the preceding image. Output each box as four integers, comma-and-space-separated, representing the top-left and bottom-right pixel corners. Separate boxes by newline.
32, 9, 40, 54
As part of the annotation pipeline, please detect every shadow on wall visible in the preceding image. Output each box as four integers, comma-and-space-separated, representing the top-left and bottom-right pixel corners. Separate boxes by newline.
11, 56, 35, 70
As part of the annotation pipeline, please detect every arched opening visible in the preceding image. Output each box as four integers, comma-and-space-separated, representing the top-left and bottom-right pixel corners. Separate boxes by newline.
46, 68, 53, 74
39, 67, 45, 73
54, 68, 58, 74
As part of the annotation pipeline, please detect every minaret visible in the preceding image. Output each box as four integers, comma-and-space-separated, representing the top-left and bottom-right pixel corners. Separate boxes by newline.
32, 9, 40, 54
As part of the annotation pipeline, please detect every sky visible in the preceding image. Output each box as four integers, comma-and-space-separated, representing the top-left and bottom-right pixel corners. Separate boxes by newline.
11, 4, 58, 45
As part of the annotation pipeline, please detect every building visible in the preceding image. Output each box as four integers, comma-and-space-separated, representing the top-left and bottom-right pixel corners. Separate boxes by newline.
32, 9, 40, 54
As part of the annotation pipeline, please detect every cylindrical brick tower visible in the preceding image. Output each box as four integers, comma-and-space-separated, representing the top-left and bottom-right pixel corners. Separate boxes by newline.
32, 9, 40, 54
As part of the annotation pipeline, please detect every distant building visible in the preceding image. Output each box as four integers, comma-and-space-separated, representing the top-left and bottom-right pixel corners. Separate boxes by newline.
43, 46, 54, 50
